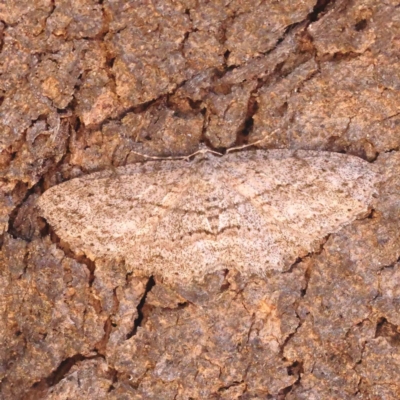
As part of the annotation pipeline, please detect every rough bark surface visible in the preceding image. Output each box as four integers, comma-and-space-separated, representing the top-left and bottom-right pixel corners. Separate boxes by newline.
1, 0, 400, 399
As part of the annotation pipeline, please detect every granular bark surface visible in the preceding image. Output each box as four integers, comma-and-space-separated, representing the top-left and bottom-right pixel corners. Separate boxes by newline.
1, 1, 400, 399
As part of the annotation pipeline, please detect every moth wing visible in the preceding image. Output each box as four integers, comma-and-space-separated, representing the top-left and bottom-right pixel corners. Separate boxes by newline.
37, 160, 195, 261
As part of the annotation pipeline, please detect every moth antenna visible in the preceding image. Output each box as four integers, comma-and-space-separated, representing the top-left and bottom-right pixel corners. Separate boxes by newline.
227, 129, 280, 154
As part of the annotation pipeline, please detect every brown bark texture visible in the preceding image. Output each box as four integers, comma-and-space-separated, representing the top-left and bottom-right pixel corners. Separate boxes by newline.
1, 0, 400, 399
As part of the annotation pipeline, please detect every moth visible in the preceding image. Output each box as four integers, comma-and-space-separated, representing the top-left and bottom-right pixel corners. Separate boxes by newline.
38, 150, 380, 282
